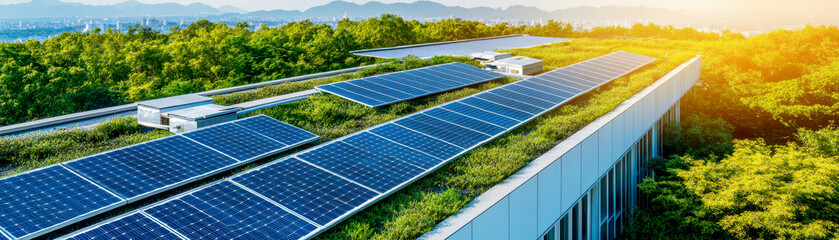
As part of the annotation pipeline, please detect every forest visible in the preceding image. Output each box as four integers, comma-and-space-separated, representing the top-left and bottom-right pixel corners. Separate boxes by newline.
0, 15, 724, 126
2, 13, 839, 239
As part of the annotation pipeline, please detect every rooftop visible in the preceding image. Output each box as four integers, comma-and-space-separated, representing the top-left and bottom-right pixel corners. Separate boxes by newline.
165, 104, 241, 121
137, 94, 213, 109
351, 35, 569, 59
492, 56, 544, 66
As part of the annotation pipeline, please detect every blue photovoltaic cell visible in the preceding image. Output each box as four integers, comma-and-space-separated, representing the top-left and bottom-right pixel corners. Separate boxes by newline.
232, 158, 379, 225
441, 102, 520, 128
514, 81, 575, 99
424, 108, 506, 136
571, 64, 620, 79
332, 82, 399, 102
489, 88, 556, 109
369, 123, 464, 161
503, 84, 568, 104
387, 73, 445, 92
146, 182, 316, 240
183, 123, 286, 161
65, 136, 237, 199
0, 166, 123, 239
316, 63, 503, 107
551, 70, 603, 86
395, 114, 490, 148
423, 68, 475, 84
529, 78, 583, 95
232, 115, 318, 145
427, 67, 478, 84
349, 79, 415, 99
447, 63, 498, 78
367, 76, 430, 96
64, 213, 181, 240
459, 97, 534, 121
590, 58, 634, 71
318, 85, 384, 106
401, 72, 460, 87
543, 74, 596, 90
297, 141, 425, 192
474, 92, 544, 115
345, 132, 442, 169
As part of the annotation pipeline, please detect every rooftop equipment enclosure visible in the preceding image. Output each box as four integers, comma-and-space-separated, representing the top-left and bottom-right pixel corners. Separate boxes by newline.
136, 94, 213, 128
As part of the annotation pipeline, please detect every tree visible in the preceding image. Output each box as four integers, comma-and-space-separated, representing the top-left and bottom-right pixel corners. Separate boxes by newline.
626, 138, 839, 239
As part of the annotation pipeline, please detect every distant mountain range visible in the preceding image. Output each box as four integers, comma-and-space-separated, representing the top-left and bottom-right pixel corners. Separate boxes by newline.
0, 0, 816, 25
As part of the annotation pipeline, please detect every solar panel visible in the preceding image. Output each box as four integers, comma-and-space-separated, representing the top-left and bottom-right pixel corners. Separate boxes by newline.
316, 62, 504, 107
394, 114, 490, 148
0, 166, 123, 240
296, 141, 425, 193
368, 123, 464, 160
61, 51, 655, 240
441, 102, 520, 128
231, 158, 379, 226
62, 213, 182, 240
1, 115, 317, 240
64, 136, 237, 200
232, 115, 319, 145
145, 181, 317, 240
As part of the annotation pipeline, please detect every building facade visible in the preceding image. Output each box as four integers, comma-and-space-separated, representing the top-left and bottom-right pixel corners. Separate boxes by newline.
421, 56, 702, 240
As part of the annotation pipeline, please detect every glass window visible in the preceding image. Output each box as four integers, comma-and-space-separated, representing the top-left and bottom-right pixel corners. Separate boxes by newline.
600, 178, 607, 221
616, 159, 623, 213
573, 203, 579, 240
582, 194, 589, 240
543, 226, 556, 240
560, 215, 569, 240
609, 168, 614, 217
617, 214, 623, 236
600, 222, 608, 240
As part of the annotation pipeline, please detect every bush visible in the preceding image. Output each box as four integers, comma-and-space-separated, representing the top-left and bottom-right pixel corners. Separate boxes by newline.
663, 114, 735, 158
797, 126, 839, 157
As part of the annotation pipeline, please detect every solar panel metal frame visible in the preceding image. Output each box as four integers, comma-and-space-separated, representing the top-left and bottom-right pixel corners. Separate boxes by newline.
58, 51, 655, 240
2, 114, 317, 240
0, 165, 126, 240
0, 228, 10, 240
315, 62, 504, 108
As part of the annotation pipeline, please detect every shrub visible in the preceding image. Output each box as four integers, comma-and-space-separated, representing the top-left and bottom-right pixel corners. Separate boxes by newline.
663, 114, 735, 158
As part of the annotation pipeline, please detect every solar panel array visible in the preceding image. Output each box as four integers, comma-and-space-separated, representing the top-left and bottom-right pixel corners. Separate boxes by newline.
61, 51, 656, 240
0, 115, 317, 240
315, 62, 505, 107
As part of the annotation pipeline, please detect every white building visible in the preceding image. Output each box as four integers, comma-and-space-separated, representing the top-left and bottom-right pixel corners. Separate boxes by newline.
136, 94, 213, 128
421, 56, 702, 240
166, 104, 240, 133
486, 56, 544, 75
470, 52, 512, 63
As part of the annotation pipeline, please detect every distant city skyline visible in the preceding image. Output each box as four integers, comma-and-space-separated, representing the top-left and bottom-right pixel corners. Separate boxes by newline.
0, 0, 834, 19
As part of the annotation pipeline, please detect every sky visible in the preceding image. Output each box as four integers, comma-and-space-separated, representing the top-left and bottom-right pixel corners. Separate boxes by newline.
0, 0, 835, 18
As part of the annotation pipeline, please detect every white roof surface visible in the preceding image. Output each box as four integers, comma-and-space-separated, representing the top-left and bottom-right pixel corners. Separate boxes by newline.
166, 104, 240, 120
493, 56, 543, 66
138, 94, 213, 109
